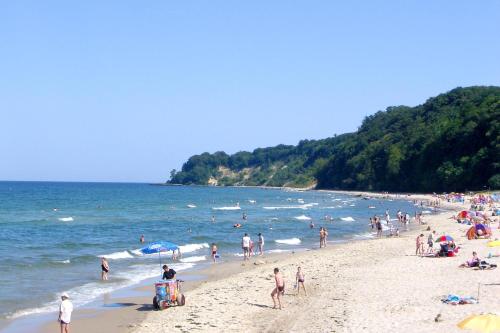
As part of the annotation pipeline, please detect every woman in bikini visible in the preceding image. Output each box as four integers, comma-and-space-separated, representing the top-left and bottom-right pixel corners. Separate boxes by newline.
271, 267, 285, 310
295, 266, 307, 296
319, 227, 325, 248
101, 257, 109, 280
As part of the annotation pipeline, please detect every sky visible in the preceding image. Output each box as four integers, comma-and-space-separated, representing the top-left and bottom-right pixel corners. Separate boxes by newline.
1, 1, 499, 183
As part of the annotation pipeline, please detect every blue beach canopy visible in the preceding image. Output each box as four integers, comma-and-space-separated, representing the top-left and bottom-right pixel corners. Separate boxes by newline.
140, 241, 179, 254
140, 241, 180, 277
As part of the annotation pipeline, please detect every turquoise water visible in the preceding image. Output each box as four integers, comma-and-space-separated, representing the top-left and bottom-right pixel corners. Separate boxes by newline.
0, 181, 420, 322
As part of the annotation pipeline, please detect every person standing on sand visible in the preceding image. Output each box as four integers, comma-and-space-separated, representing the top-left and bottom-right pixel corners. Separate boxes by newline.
242, 233, 251, 260
58, 292, 73, 333
319, 227, 325, 248
376, 217, 382, 237
323, 227, 329, 247
258, 233, 264, 256
295, 267, 307, 296
416, 234, 425, 256
271, 267, 285, 310
427, 231, 436, 253
101, 257, 109, 280
210, 243, 218, 262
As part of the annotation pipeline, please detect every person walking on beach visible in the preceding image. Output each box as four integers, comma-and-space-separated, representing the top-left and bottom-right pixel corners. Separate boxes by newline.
101, 257, 109, 280
319, 227, 325, 248
58, 292, 73, 333
258, 233, 265, 256
295, 267, 307, 296
211, 243, 218, 263
416, 234, 425, 256
242, 233, 251, 260
271, 267, 285, 310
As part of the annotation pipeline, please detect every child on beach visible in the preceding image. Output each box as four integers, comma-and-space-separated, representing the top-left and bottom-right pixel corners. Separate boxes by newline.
210, 243, 218, 263
416, 234, 425, 256
295, 267, 307, 296
271, 268, 285, 310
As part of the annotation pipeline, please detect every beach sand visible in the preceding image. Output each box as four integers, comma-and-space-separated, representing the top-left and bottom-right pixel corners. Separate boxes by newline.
40, 194, 499, 333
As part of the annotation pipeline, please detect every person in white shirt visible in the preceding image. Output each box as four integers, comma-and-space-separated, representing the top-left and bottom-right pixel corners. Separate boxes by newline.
58, 292, 73, 333
241, 233, 251, 260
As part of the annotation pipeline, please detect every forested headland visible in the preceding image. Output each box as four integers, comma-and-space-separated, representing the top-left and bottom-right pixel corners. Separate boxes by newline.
169, 86, 500, 192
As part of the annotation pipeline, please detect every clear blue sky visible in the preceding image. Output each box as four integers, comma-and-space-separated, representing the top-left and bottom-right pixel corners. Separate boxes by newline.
1, 1, 499, 182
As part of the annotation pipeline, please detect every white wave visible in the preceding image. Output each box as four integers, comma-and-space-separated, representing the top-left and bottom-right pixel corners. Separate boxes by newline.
180, 255, 206, 263
233, 253, 244, 257
58, 217, 73, 222
422, 210, 432, 214
187, 204, 197, 208
341, 217, 355, 222
352, 233, 375, 240
54, 259, 71, 264
248, 200, 257, 204
294, 215, 312, 221
267, 249, 291, 254
297, 199, 305, 203
130, 248, 144, 256
179, 243, 209, 254
368, 206, 376, 209
333, 198, 342, 201
349, 204, 356, 207
264, 204, 309, 210
99, 251, 133, 260
8, 262, 195, 320
212, 206, 241, 211
275, 238, 301, 245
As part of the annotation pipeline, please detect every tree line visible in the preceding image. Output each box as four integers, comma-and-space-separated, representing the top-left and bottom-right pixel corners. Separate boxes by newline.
169, 86, 500, 192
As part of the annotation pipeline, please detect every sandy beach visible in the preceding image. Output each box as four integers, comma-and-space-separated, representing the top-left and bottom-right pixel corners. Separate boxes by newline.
36, 193, 500, 333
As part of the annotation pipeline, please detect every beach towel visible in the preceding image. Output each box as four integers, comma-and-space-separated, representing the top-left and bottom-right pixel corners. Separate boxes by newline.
441, 294, 477, 305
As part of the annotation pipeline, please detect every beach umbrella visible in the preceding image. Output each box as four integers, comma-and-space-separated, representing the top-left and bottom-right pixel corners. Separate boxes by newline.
140, 241, 179, 276
487, 240, 500, 248
475, 224, 486, 231
437, 235, 454, 242
459, 211, 470, 218
457, 313, 500, 333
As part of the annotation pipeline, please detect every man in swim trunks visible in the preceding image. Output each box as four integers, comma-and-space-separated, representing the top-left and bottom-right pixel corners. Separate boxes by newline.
242, 233, 250, 260
101, 257, 109, 280
295, 266, 307, 296
271, 267, 285, 309
162, 264, 176, 280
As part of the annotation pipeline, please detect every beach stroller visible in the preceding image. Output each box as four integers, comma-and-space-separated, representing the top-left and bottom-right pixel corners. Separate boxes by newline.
153, 279, 186, 310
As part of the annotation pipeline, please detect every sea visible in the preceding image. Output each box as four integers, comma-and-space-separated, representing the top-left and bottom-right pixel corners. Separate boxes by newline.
0, 181, 425, 327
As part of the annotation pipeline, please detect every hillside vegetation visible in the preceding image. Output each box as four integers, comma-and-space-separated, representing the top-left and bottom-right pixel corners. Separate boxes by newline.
169, 86, 500, 192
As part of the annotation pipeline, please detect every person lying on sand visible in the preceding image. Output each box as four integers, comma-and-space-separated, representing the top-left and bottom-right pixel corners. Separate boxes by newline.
271, 267, 285, 310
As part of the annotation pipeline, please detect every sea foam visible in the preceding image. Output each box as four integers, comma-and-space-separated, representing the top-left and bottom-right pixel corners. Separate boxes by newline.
99, 251, 134, 260
341, 217, 355, 222
275, 238, 301, 245
294, 215, 312, 221
58, 217, 74, 222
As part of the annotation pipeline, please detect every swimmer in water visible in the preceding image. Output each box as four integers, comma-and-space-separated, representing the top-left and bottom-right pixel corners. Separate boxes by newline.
309, 221, 314, 229
140, 235, 145, 243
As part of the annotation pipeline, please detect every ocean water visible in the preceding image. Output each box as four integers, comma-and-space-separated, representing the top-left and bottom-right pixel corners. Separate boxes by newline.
0, 182, 421, 322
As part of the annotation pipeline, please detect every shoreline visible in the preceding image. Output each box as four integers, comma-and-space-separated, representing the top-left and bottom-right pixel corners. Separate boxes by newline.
4, 191, 498, 332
